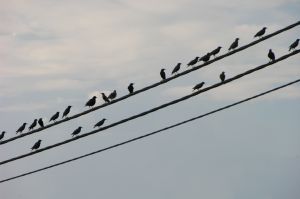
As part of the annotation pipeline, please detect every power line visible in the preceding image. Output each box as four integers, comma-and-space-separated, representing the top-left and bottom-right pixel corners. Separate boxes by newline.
1, 78, 299, 184
0, 50, 299, 166
1, 21, 299, 145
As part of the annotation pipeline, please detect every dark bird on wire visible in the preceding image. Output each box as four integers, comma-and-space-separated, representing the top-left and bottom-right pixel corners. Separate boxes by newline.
187, 57, 199, 67
171, 63, 181, 75
210, 46, 222, 57
49, 112, 59, 122
31, 139, 41, 150
85, 96, 97, 107
16, 123, 27, 134
268, 49, 275, 62
289, 39, 299, 51
199, 53, 211, 63
254, 27, 267, 38
128, 83, 134, 94
38, 118, 44, 128
101, 93, 110, 103
0, 131, 5, 141
94, 118, 107, 128
28, 119, 37, 131
71, 126, 83, 137
62, 106, 72, 118
108, 90, 117, 100
193, 82, 205, 91
160, 69, 166, 80
228, 38, 239, 51
220, 72, 226, 83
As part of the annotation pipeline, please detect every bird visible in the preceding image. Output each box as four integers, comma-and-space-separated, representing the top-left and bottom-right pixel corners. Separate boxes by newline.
38, 118, 44, 128
28, 119, 37, 131
289, 39, 299, 51
199, 53, 211, 63
85, 96, 97, 107
128, 83, 134, 94
71, 126, 83, 137
94, 118, 107, 128
187, 57, 199, 67
101, 93, 110, 103
171, 63, 181, 75
16, 123, 27, 134
220, 72, 226, 83
210, 46, 222, 57
62, 106, 72, 118
254, 27, 267, 38
228, 38, 239, 51
31, 139, 42, 150
0, 131, 5, 141
49, 112, 59, 122
160, 69, 166, 80
108, 90, 117, 100
268, 49, 275, 62
193, 82, 205, 91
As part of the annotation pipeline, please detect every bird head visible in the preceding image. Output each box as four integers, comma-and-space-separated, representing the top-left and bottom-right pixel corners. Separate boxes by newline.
93, 96, 97, 99
34, 119, 37, 122
79, 126, 83, 129
103, 118, 107, 121
2, 131, 5, 134
24, 123, 27, 125
263, 27, 267, 30
296, 39, 300, 42
236, 38, 239, 41
218, 46, 222, 49
68, 105, 72, 108
161, 68, 165, 71
130, 83, 134, 85
38, 139, 42, 142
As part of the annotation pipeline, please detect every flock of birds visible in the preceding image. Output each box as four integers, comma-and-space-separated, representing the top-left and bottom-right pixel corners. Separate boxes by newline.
1, 27, 299, 151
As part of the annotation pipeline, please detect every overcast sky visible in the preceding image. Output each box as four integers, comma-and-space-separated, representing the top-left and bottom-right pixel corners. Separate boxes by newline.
1, 0, 300, 198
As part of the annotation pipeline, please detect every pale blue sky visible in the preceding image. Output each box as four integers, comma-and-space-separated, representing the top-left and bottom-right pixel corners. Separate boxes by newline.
0, 0, 300, 198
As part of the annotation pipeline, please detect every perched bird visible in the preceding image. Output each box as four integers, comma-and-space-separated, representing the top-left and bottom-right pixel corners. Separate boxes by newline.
108, 90, 117, 100
210, 46, 222, 57
199, 53, 211, 63
38, 118, 44, 128
94, 118, 107, 128
16, 123, 27, 134
289, 39, 299, 51
228, 38, 239, 51
268, 49, 275, 62
49, 112, 59, 122
101, 93, 110, 103
85, 96, 97, 107
28, 119, 37, 131
220, 72, 226, 83
128, 83, 134, 94
187, 57, 199, 67
31, 139, 42, 150
71, 126, 83, 137
0, 131, 5, 141
254, 27, 267, 38
171, 63, 181, 75
160, 69, 166, 80
193, 82, 205, 91
62, 106, 72, 118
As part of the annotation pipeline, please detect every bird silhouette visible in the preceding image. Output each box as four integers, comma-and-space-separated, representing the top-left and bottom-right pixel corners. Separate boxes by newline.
62, 106, 72, 118
31, 139, 41, 150
254, 27, 267, 38
199, 53, 211, 63
289, 39, 299, 51
71, 126, 83, 137
38, 118, 44, 128
128, 83, 134, 94
85, 96, 97, 107
0, 131, 5, 141
193, 82, 205, 91
49, 112, 59, 122
210, 46, 222, 57
16, 123, 27, 134
160, 69, 166, 80
268, 49, 275, 62
228, 38, 239, 51
28, 119, 37, 131
108, 90, 117, 100
101, 93, 110, 103
220, 72, 226, 83
171, 63, 181, 75
187, 57, 199, 67
94, 118, 107, 128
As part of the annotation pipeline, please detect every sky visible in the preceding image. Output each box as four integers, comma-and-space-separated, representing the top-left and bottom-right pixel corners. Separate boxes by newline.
0, 0, 300, 198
